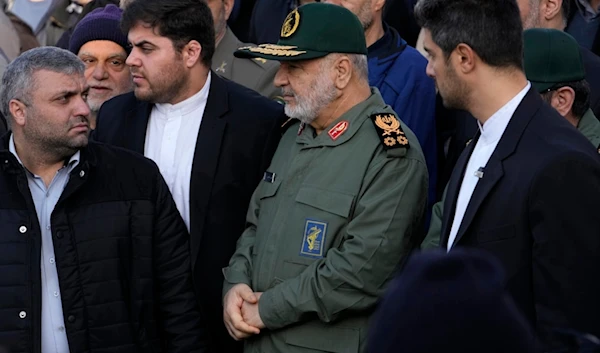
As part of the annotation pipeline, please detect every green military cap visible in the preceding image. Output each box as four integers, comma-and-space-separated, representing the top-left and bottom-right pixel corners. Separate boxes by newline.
234, 3, 367, 61
523, 28, 586, 93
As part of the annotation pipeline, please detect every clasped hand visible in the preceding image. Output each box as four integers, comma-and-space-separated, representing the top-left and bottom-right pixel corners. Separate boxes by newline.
223, 283, 265, 341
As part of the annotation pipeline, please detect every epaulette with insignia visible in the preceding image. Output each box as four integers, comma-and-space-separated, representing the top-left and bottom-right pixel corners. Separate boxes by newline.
370, 113, 410, 150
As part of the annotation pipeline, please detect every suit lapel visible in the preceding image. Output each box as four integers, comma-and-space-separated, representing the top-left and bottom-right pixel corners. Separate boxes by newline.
189, 73, 229, 268
449, 88, 542, 246
440, 133, 478, 247
126, 100, 152, 154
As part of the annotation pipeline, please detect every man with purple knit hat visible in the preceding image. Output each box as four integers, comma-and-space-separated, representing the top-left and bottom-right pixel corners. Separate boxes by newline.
69, 4, 133, 128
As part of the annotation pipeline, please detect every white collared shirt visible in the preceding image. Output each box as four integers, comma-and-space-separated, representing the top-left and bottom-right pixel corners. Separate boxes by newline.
447, 82, 531, 250
144, 73, 211, 231
9, 134, 80, 353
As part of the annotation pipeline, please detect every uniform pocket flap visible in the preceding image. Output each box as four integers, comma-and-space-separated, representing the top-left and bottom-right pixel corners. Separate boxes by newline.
295, 187, 354, 218
284, 322, 360, 353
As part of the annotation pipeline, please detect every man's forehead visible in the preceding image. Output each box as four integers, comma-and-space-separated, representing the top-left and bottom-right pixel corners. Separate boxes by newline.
128, 22, 164, 42
32, 70, 86, 93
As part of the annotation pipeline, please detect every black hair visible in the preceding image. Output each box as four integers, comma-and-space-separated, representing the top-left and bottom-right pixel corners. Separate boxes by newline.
121, 0, 215, 66
414, 0, 524, 69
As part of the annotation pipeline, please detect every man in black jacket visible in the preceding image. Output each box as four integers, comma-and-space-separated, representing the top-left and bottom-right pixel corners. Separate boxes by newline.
0, 46, 209, 353
93, 0, 285, 352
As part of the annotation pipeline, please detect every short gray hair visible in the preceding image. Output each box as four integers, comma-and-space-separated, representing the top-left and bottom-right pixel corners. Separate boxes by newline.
348, 54, 368, 83
321, 53, 369, 83
0, 47, 85, 121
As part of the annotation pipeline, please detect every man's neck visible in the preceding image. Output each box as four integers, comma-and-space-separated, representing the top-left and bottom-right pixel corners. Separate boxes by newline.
365, 19, 385, 48
590, 0, 600, 13
13, 135, 70, 187
467, 69, 529, 126
166, 68, 209, 105
310, 84, 371, 134
215, 27, 227, 47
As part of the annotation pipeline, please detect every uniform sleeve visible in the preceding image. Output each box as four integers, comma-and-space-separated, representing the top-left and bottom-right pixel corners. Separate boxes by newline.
153, 168, 211, 353
529, 152, 600, 349
258, 155, 428, 329
221, 187, 260, 298
421, 185, 446, 250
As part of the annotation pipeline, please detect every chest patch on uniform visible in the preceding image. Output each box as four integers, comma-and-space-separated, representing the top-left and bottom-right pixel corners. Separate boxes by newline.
370, 113, 410, 150
300, 219, 327, 258
328, 120, 349, 140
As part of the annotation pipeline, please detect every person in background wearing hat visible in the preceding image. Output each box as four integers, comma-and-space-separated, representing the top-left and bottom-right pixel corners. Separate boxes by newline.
324, 0, 438, 218
369, 249, 536, 353
524, 28, 600, 149
205, 0, 281, 100
68, 4, 133, 129
222, 3, 428, 352
0, 46, 209, 353
92, 0, 285, 351
416, 0, 600, 349
516, 0, 600, 118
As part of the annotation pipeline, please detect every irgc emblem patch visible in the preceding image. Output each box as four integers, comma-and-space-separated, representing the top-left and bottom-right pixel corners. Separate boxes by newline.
300, 219, 327, 258
281, 8, 300, 38
370, 113, 410, 150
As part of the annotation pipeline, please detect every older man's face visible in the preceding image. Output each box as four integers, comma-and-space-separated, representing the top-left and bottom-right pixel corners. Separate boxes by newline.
273, 56, 338, 124
78, 40, 133, 113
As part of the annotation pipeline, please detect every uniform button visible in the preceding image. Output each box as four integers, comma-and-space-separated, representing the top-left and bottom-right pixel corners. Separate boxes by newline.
56, 231, 64, 239
54, 291, 59, 297
58, 326, 65, 332
49, 258, 55, 264
19, 226, 27, 233
67, 315, 75, 323
79, 170, 85, 178
19, 311, 26, 319
46, 225, 50, 230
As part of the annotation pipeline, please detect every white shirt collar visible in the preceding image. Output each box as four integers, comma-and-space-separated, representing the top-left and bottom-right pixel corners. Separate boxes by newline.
154, 72, 212, 117
477, 82, 531, 145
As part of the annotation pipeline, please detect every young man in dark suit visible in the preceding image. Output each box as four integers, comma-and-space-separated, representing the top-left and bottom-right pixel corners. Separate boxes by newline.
417, 0, 600, 350
92, 0, 286, 352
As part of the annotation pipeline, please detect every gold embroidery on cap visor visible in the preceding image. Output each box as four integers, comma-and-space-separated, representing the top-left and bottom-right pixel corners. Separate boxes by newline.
281, 9, 300, 38
238, 44, 307, 57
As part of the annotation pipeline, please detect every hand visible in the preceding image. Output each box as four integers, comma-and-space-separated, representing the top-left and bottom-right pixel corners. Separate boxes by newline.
223, 284, 261, 340
242, 292, 265, 329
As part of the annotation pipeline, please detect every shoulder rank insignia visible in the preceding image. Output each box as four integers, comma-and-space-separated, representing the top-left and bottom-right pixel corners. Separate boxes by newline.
216, 61, 227, 73
328, 120, 349, 140
370, 113, 410, 150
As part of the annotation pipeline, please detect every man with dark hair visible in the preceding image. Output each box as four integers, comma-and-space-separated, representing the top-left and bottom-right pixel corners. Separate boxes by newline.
524, 28, 600, 149
0, 46, 209, 353
416, 0, 600, 350
93, 0, 286, 352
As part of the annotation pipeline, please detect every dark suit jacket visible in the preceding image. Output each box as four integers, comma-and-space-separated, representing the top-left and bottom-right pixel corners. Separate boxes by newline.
93, 73, 287, 353
569, 0, 600, 57
439, 89, 600, 351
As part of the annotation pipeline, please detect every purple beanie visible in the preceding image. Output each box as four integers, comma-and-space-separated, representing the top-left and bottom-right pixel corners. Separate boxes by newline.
68, 4, 129, 55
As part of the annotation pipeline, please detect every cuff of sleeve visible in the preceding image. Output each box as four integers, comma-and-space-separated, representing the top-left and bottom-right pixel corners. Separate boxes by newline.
258, 288, 293, 330
222, 267, 251, 299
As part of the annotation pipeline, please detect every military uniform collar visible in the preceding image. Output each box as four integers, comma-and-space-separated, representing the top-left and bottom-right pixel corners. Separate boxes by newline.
296, 88, 386, 147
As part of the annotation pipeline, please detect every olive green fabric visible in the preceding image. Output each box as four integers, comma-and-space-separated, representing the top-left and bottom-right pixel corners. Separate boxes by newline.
234, 2, 367, 62
212, 28, 281, 101
578, 108, 600, 150
523, 28, 586, 92
222, 88, 428, 353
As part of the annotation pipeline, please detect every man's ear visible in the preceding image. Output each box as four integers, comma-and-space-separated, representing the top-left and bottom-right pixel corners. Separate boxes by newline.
9, 99, 27, 127
182, 40, 203, 67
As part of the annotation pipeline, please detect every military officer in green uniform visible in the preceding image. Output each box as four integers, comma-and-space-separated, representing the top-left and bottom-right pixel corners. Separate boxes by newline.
524, 28, 600, 150
221, 4, 428, 353
205, 0, 281, 100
